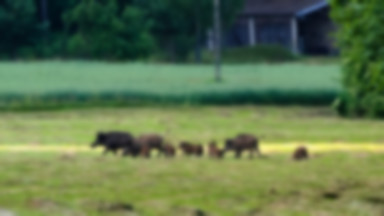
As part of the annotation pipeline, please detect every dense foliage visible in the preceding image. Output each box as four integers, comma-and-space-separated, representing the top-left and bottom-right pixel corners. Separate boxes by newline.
0, 0, 244, 61
331, 0, 384, 117
133, 0, 243, 61
63, 0, 153, 60
0, 0, 41, 58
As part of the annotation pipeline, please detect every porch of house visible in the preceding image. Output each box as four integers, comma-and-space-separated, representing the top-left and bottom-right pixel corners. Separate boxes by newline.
219, 7, 336, 55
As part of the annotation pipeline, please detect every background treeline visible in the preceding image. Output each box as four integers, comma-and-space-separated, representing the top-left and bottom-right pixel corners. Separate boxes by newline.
0, 0, 243, 61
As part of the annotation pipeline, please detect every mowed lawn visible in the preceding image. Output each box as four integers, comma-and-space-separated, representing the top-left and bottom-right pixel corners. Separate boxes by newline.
0, 61, 341, 106
1, 152, 384, 216
0, 61, 340, 94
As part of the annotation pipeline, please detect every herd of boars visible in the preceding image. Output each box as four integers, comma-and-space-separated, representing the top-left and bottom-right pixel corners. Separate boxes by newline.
91, 131, 309, 160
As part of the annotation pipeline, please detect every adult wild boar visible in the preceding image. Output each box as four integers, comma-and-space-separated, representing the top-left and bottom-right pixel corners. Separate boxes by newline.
136, 134, 165, 157
91, 131, 136, 156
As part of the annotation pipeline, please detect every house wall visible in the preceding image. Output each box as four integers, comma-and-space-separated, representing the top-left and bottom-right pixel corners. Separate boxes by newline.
298, 7, 337, 55
256, 16, 292, 48
223, 19, 250, 47
224, 15, 294, 50
222, 7, 338, 56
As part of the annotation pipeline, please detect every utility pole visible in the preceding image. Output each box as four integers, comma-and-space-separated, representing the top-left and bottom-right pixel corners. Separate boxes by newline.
213, 0, 222, 82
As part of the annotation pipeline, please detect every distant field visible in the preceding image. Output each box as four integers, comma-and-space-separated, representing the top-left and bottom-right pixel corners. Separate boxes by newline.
0, 61, 341, 108
0, 106, 383, 145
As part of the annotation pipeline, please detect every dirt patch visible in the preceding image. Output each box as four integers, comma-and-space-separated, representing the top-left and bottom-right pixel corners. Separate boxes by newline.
97, 202, 135, 213
322, 191, 341, 200
247, 208, 262, 216
28, 199, 62, 209
173, 207, 208, 216
27, 199, 79, 215
364, 196, 384, 205
321, 179, 363, 201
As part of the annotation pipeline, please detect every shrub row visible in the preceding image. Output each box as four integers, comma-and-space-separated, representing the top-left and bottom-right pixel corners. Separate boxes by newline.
194, 45, 298, 64
0, 91, 338, 111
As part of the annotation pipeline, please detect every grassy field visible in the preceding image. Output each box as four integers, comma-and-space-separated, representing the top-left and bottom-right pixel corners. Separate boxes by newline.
0, 61, 340, 108
0, 106, 383, 215
1, 152, 384, 216
0, 106, 383, 145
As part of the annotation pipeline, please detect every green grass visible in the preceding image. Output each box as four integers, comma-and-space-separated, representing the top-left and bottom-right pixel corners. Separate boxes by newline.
1, 152, 384, 216
0, 106, 383, 215
0, 61, 341, 108
0, 106, 384, 145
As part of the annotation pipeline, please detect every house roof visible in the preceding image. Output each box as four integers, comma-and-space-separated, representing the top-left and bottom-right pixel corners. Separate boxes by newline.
241, 0, 329, 17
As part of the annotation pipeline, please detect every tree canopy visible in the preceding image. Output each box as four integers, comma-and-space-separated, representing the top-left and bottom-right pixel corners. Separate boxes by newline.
0, 0, 244, 61
331, 0, 384, 117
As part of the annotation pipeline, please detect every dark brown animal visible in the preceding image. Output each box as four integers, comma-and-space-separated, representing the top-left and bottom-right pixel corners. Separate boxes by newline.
136, 134, 165, 157
91, 131, 136, 156
139, 144, 151, 158
179, 141, 203, 157
224, 133, 259, 158
208, 141, 224, 159
162, 143, 176, 158
292, 146, 309, 161
122, 142, 141, 157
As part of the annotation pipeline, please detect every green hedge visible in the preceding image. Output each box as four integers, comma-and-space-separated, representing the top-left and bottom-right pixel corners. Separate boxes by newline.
0, 91, 337, 111
195, 45, 298, 64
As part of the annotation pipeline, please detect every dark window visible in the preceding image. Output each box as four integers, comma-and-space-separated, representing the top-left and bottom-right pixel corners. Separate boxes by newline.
258, 22, 290, 48
224, 20, 249, 47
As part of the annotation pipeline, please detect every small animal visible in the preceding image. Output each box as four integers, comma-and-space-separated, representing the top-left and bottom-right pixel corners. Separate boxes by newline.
91, 131, 135, 155
292, 146, 309, 161
208, 141, 224, 159
179, 141, 203, 157
225, 133, 259, 158
162, 143, 176, 158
